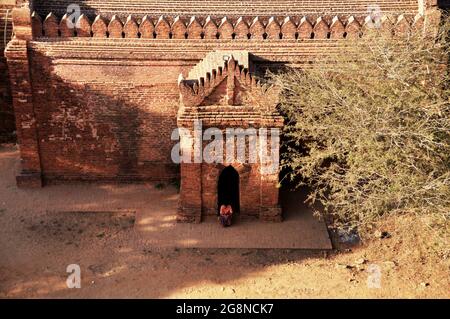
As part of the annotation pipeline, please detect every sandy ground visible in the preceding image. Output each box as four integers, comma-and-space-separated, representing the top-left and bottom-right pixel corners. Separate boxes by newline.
0, 144, 448, 298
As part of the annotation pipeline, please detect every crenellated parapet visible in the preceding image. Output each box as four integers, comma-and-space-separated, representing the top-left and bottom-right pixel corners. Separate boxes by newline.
30, 12, 427, 40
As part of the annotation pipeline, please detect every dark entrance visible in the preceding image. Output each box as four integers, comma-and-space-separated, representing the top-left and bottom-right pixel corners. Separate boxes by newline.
217, 166, 240, 214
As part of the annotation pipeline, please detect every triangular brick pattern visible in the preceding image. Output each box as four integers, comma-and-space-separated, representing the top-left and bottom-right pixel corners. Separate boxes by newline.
178, 53, 282, 127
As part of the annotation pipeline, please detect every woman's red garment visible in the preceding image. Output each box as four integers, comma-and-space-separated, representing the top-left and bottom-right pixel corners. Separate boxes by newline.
219, 205, 233, 227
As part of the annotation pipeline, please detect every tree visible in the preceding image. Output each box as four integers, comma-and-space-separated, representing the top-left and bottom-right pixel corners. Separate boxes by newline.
273, 17, 450, 251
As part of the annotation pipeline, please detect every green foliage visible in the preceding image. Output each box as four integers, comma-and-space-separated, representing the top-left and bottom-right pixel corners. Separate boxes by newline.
273, 19, 450, 248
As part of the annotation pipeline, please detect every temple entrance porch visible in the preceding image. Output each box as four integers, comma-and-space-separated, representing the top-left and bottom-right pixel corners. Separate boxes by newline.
217, 165, 240, 215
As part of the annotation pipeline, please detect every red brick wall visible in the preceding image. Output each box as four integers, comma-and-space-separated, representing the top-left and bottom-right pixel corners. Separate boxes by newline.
8, 2, 442, 187
27, 39, 291, 183
16, 8, 428, 184
24, 38, 340, 184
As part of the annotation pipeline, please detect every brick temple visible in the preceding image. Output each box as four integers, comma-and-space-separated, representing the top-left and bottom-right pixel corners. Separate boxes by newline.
1, 0, 443, 223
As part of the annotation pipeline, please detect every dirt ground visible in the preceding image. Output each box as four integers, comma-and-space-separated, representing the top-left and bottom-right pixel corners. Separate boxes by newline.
0, 144, 448, 298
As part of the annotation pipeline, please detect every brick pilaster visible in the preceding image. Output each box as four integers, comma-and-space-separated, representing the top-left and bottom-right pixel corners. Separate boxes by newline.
5, 5, 42, 187
178, 163, 202, 223
259, 173, 282, 222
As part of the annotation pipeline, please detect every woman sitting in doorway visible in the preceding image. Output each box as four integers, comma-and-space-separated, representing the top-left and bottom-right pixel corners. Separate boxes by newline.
219, 203, 233, 227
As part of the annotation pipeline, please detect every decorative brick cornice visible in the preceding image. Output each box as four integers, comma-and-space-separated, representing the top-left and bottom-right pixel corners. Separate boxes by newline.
31, 12, 426, 40
30, 0, 421, 18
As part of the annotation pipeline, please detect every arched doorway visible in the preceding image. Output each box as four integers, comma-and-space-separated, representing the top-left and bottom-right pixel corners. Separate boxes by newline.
217, 166, 240, 215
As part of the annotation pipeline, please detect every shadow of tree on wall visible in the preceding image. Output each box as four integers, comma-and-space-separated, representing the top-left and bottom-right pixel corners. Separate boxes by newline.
29, 48, 179, 182
116, 101, 140, 178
